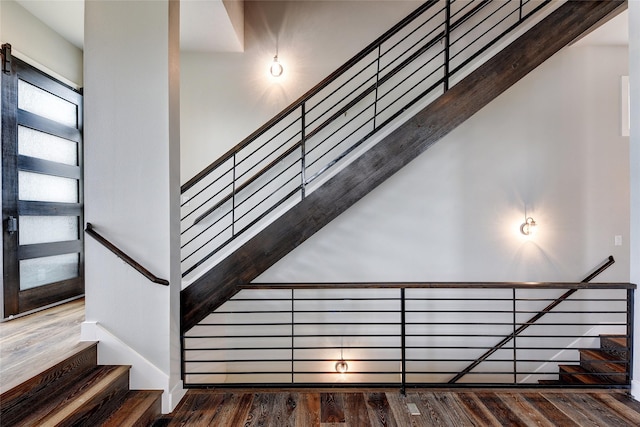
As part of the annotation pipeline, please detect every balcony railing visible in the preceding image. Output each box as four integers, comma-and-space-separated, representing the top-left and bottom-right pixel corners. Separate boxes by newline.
182, 281, 634, 389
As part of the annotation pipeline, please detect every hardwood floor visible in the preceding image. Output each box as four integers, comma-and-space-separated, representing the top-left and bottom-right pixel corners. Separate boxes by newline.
3, 299, 640, 426
0, 298, 85, 393
155, 388, 640, 426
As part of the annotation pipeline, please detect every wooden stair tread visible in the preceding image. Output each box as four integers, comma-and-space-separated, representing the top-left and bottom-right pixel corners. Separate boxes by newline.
559, 365, 617, 385
102, 390, 163, 427
0, 340, 96, 395
600, 335, 628, 352
0, 342, 99, 425
580, 348, 627, 371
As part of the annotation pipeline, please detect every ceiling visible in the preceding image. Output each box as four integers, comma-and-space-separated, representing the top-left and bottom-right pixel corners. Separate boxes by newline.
14, 0, 629, 52
15, 0, 245, 52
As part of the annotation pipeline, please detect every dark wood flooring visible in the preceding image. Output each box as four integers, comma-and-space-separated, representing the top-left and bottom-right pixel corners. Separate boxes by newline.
3, 299, 640, 426
155, 388, 640, 426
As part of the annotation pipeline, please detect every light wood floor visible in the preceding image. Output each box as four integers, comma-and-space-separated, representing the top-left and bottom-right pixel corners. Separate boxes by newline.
0, 298, 85, 394
156, 388, 640, 426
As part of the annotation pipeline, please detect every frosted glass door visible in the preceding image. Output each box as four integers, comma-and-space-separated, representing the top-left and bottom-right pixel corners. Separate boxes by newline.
2, 55, 84, 316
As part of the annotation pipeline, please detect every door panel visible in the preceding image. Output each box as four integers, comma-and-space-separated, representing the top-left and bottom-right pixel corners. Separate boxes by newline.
2, 53, 84, 317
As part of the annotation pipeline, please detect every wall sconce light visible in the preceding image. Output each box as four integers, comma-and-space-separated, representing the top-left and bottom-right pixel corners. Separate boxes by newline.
335, 343, 348, 373
335, 359, 348, 374
270, 55, 283, 77
520, 216, 537, 235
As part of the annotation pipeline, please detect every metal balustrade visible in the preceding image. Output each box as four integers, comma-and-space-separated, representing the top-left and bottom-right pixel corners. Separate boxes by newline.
179, 0, 557, 278
182, 282, 634, 389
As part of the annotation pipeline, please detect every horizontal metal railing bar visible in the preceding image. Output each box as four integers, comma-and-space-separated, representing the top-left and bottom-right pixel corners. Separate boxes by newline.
305, 33, 448, 144
184, 346, 627, 353
228, 178, 301, 227
306, 104, 374, 160
186, 383, 631, 390
184, 346, 401, 351
233, 118, 301, 171
304, 35, 443, 143
181, 218, 233, 262
187, 335, 399, 340
376, 7, 447, 77
232, 162, 301, 216
449, 0, 513, 51
180, 1, 439, 193
215, 296, 627, 302
181, 182, 232, 225
406, 311, 627, 315
182, 186, 301, 276
181, 210, 232, 251
403, 334, 614, 338
304, 67, 377, 132
187, 358, 625, 365
190, 144, 301, 226
181, 162, 233, 210
446, 0, 550, 83
241, 282, 637, 290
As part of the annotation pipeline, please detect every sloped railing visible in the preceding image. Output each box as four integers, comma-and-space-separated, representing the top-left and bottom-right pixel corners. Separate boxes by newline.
180, 0, 557, 278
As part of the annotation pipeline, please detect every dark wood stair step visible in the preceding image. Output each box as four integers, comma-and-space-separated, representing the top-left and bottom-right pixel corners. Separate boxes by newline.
559, 365, 617, 385
600, 334, 628, 357
102, 390, 163, 427
580, 349, 627, 372
579, 348, 627, 384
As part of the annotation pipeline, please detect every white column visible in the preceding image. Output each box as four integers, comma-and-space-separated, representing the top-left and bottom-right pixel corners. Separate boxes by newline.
630, 0, 640, 401
83, 0, 183, 412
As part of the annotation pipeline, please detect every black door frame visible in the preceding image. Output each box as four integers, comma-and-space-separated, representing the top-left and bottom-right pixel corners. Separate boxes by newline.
2, 47, 84, 317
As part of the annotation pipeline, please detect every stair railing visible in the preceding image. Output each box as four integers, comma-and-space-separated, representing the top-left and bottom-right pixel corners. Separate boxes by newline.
448, 255, 616, 383
180, 0, 555, 277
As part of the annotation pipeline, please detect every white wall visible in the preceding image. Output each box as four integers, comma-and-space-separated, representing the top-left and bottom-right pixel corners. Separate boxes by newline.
256, 43, 630, 284
0, 0, 83, 87
83, 0, 183, 412
181, 0, 422, 183
629, 0, 640, 401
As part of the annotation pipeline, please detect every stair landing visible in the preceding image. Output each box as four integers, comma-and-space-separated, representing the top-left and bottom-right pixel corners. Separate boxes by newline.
0, 298, 85, 394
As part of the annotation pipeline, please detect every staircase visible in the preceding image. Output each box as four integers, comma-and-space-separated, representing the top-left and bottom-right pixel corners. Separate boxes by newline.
542, 335, 630, 386
0, 342, 162, 426
180, 0, 628, 334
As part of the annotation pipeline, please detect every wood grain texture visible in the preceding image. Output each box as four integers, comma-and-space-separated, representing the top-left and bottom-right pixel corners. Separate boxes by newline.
1, 299, 161, 426
158, 388, 640, 426
0, 298, 85, 393
181, 0, 627, 333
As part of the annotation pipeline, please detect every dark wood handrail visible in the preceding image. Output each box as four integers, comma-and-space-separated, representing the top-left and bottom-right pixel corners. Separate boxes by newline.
85, 223, 169, 286
447, 255, 617, 384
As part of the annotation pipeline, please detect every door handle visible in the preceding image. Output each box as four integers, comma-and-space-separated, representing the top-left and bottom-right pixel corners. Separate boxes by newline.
5, 216, 17, 234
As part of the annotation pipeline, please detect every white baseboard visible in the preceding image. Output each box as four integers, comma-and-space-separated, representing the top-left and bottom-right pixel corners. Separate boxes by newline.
80, 320, 185, 413
632, 380, 640, 402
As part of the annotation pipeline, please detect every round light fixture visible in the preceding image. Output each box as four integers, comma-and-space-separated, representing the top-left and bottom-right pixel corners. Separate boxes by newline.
520, 217, 537, 235
270, 55, 283, 77
335, 359, 348, 374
